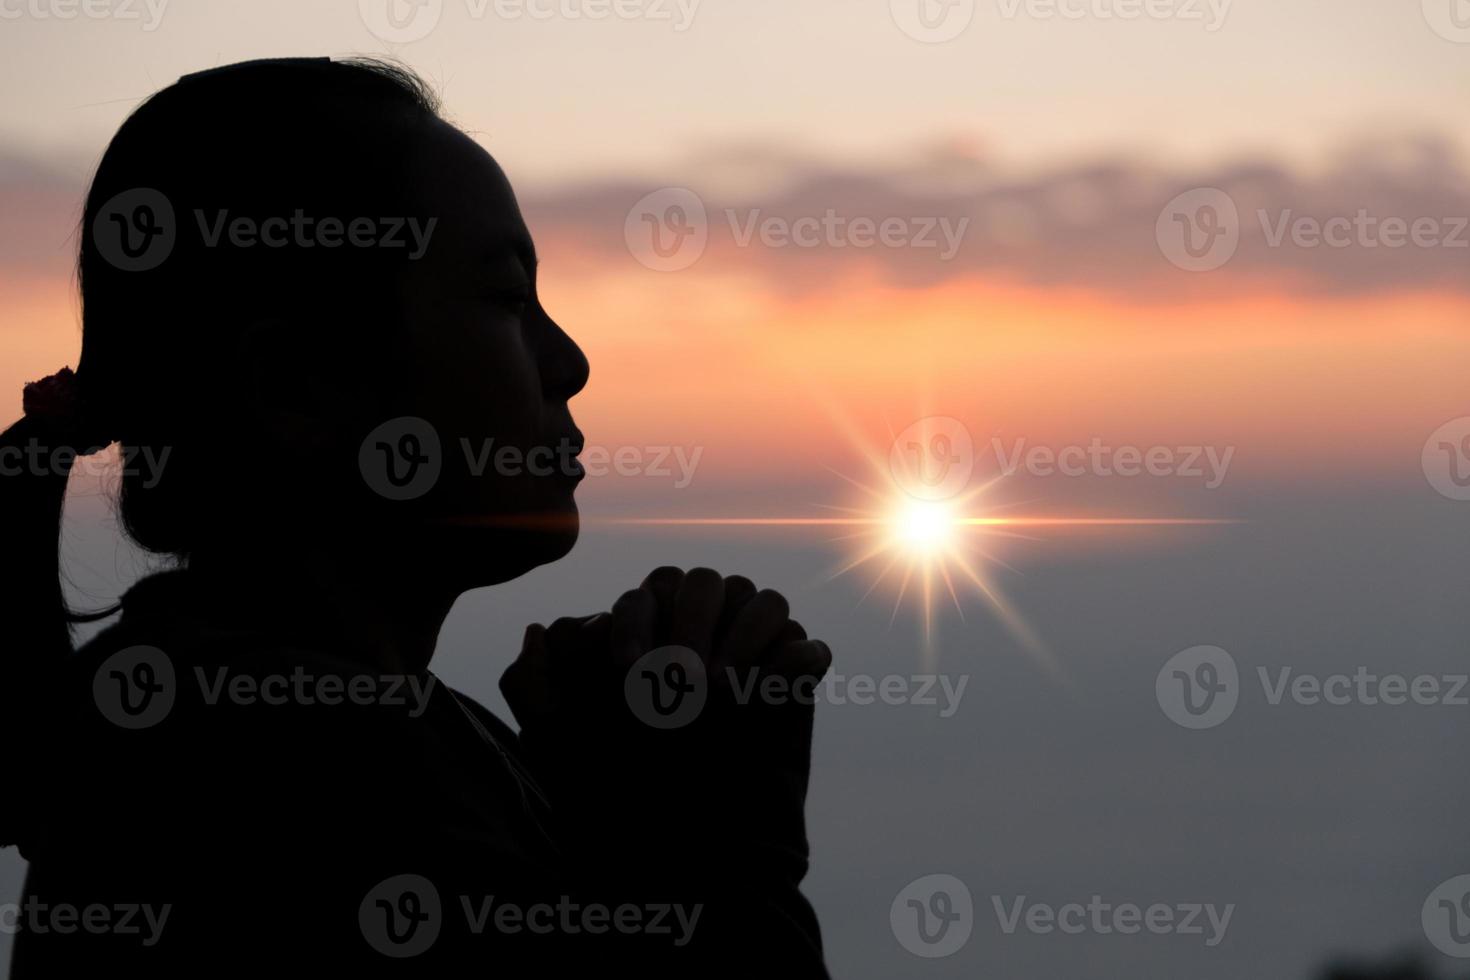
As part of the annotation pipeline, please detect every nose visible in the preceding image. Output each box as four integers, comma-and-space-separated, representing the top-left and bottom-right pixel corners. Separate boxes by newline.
537, 305, 589, 402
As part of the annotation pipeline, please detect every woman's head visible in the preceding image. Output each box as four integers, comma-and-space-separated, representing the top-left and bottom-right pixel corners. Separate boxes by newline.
75, 56, 588, 588
0, 57, 587, 847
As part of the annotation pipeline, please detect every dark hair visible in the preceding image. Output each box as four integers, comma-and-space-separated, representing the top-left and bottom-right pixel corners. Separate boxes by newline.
0, 57, 443, 840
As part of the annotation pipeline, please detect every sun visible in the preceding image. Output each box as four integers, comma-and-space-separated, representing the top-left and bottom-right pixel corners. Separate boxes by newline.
823, 472, 1031, 663
597, 412, 1236, 669
893, 500, 956, 554
808, 415, 1235, 667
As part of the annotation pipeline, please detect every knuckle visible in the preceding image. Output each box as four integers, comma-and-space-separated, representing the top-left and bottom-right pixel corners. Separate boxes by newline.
754, 588, 790, 619
815, 640, 834, 672
613, 586, 653, 612
724, 574, 755, 593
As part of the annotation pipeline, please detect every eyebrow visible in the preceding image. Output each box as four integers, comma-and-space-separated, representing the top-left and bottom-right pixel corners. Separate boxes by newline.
462, 233, 538, 283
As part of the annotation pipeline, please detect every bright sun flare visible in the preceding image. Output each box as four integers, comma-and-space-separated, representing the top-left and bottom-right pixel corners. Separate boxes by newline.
893, 501, 956, 554
600, 413, 1236, 668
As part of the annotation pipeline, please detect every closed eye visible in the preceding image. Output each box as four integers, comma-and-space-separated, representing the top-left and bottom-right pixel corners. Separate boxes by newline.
483, 281, 532, 315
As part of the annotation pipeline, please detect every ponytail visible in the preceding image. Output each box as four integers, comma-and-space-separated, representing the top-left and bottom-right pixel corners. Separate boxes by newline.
1, 367, 113, 848
2, 56, 445, 848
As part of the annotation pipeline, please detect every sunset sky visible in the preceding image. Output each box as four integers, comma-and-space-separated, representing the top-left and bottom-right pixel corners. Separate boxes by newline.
3, 0, 1469, 508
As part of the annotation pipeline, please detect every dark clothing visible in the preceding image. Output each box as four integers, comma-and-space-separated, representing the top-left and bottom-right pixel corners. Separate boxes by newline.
9, 572, 827, 977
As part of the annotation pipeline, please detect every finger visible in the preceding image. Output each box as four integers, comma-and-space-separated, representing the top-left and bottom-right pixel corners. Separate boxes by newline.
641, 566, 685, 644
641, 565, 686, 595
543, 612, 614, 690
719, 588, 790, 672
500, 623, 554, 726
772, 618, 807, 646
715, 574, 757, 641
757, 641, 832, 736
579, 611, 613, 650
545, 615, 589, 654
766, 638, 833, 682
610, 587, 657, 669
669, 567, 724, 658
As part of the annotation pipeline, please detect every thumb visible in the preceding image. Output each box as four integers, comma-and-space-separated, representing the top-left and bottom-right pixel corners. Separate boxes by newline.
499, 622, 554, 729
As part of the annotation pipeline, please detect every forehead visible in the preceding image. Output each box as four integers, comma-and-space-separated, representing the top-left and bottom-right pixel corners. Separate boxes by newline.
410, 119, 533, 270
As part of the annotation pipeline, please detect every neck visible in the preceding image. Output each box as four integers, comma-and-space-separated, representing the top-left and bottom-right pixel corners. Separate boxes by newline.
186, 539, 458, 674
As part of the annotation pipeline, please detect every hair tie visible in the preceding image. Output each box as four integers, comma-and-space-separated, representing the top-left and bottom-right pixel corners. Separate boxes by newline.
22, 367, 110, 451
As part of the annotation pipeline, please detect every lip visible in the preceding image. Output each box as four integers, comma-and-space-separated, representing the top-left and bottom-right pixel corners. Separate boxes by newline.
560, 431, 586, 480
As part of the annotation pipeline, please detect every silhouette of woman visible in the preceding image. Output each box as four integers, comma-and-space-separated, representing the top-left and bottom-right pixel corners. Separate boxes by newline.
0, 57, 831, 977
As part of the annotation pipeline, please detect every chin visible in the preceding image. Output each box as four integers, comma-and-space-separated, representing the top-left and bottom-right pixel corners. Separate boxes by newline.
411, 498, 578, 591
485, 503, 581, 580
